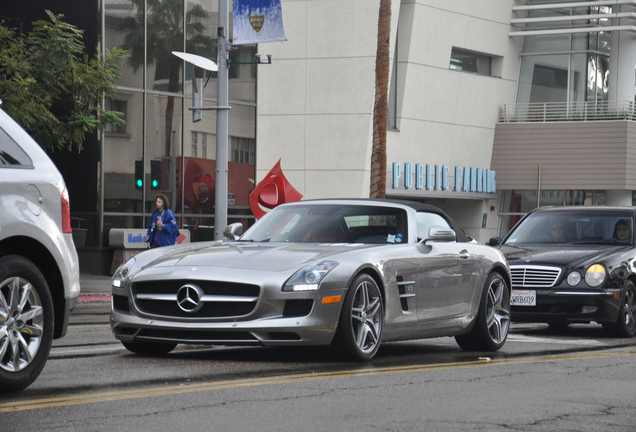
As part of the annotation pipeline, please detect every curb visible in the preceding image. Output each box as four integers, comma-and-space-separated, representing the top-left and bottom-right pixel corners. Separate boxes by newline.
78, 292, 111, 303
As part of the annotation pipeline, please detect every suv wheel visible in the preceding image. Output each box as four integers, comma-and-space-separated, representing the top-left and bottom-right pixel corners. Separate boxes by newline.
0, 255, 54, 393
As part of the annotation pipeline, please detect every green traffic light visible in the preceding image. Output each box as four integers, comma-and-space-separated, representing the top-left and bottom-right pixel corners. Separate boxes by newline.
152, 180, 158, 188
136, 179, 143, 187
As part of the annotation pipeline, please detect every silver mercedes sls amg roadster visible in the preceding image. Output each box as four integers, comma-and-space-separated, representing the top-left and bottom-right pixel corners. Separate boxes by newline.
111, 199, 511, 361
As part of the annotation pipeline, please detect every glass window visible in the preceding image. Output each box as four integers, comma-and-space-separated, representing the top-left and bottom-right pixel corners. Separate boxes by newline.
515, 6, 613, 108
103, 91, 144, 214
191, 132, 198, 157
0, 127, 32, 167
146, 93, 182, 213
105, 99, 128, 134
230, 136, 255, 164
416, 212, 451, 240
504, 210, 633, 246
241, 204, 407, 244
449, 48, 491, 76
105, 0, 144, 89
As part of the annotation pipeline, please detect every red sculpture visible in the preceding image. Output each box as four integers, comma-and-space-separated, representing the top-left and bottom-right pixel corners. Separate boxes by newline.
249, 159, 302, 219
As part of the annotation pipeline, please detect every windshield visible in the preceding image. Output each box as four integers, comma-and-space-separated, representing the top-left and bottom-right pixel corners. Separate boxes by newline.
240, 204, 408, 244
504, 210, 634, 246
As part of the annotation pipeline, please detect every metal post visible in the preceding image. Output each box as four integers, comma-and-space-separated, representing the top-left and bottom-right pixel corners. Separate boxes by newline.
215, 0, 229, 240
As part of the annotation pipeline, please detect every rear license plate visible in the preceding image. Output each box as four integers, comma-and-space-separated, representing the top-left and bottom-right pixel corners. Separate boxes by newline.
511, 289, 536, 306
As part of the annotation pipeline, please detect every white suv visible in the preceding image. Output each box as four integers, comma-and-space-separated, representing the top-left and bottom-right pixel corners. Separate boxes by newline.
0, 106, 80, 393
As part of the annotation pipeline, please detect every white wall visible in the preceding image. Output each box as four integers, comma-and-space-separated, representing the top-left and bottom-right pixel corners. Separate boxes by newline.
255, 0, 521, 241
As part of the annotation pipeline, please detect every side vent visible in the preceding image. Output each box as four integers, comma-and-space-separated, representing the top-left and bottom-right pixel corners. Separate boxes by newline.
397, 276, 416, 311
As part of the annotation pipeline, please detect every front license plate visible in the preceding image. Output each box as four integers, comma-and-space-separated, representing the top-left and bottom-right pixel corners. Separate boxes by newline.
511, 289, 536, 306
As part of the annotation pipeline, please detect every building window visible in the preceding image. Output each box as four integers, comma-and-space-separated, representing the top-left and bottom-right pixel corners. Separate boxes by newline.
202, 133, 207, 159
230, 136, 255, 164
449, 48, 492, 76
105, 99, 127, 134
191, 132, 198, 157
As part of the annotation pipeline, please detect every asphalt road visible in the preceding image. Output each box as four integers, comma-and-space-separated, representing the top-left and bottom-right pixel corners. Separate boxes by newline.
1, 284, 635, 431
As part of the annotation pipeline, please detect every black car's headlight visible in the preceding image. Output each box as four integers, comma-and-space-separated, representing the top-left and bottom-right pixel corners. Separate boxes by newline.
566, 271, 581, 286
112, 257, 136, 289
284, 261, 339, 291
585, 264, 606, 287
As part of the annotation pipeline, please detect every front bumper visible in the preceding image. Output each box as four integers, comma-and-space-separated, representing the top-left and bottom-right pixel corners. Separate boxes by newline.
110, 284, 347, 347
511, 286, 622, 324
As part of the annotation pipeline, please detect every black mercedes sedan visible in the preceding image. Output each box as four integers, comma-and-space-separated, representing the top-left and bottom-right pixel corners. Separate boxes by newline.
489, 206, 636, 337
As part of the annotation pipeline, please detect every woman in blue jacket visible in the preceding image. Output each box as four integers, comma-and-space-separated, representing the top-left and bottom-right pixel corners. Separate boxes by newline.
146, 194, 179, 248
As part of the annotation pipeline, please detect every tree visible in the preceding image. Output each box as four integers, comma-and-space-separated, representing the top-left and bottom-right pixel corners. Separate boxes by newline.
370, 0, 392, 199
119, 0, 214, 156
0, 10, 126, 152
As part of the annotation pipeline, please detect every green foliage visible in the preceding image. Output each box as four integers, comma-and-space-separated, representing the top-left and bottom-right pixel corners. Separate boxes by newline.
0, 10, 127, 152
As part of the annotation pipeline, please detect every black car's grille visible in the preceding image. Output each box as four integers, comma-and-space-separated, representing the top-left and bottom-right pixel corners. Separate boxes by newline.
510, 265, 561, 288
131, 280, 260, 319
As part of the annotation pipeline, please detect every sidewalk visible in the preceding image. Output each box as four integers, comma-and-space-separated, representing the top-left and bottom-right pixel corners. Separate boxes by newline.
78, 274, 112, 303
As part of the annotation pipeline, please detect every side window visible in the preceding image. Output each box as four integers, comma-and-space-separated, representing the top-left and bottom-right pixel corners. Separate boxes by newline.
0, 127, 32, 167
416, 212, 451, 240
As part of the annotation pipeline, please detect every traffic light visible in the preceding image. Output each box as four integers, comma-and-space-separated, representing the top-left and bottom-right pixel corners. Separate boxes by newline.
134, 160, 143, 189
150, 160, 161, 190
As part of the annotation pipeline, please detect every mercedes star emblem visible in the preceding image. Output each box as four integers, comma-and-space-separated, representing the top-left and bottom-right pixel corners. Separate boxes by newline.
176, 284, 205, 313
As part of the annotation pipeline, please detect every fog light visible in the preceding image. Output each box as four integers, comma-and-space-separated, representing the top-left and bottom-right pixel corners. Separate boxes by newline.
582, 306, 598, 314
567, 272, 581, 286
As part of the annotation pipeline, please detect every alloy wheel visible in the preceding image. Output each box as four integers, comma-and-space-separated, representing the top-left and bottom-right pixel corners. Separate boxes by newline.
0, 277, 44, 373
350, 280, 383, 354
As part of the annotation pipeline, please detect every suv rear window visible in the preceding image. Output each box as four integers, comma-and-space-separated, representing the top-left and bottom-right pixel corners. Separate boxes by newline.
0, 127, 33, 167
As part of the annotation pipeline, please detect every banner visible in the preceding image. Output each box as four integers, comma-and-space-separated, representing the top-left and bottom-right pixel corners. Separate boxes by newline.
233, 0, 286, 45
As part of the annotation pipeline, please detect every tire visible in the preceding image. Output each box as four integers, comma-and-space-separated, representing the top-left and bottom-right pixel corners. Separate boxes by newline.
333, 274, 384, 361
606, 280, 636, 338
455, 272, 510, 351
122, 340, 178, 355
0, 255, 54, 394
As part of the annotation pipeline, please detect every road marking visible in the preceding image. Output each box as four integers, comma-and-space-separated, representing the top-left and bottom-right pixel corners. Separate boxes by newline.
2, 349, 635, 413
507, 334, 605, 345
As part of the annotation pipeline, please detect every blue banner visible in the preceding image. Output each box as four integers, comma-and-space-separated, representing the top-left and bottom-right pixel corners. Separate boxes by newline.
233, 0, 286, 45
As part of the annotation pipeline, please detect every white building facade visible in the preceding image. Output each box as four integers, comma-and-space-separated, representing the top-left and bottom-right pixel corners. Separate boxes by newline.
256, 0, 636, 243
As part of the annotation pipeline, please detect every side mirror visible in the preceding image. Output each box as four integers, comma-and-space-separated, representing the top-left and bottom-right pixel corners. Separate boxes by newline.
488, 237, 502, 246
223, 222, 243, 240
422, 226, 456, 243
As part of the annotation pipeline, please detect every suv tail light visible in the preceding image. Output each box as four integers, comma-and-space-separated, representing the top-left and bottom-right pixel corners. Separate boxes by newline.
61, 187, 72, 233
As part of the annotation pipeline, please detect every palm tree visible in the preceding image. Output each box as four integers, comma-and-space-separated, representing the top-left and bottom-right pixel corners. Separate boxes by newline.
119, 0, 213, 156
370, 0, 392, 199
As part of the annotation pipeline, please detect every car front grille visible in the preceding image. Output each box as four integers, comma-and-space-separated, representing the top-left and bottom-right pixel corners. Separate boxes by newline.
510, 265, 561, 288
131, 279, 260, 319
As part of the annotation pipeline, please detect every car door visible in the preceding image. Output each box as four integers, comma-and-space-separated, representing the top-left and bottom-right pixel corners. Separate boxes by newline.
413, 212, 478, 323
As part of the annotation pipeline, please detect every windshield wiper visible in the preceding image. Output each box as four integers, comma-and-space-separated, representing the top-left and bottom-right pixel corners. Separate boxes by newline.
572, 239, 629, 245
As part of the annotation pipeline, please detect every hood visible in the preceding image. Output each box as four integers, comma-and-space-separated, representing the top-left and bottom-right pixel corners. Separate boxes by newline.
141, 241, 367, 272
498, 243, 628, 268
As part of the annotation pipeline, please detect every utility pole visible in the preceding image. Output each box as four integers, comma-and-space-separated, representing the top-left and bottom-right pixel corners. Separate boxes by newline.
215, 0, 230, 240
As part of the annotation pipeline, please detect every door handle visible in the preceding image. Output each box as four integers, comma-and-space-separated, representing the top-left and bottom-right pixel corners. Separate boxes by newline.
459, 250, 470, 260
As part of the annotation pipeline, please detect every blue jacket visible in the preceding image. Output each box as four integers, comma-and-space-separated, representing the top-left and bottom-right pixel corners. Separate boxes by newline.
146, 208, 179, 247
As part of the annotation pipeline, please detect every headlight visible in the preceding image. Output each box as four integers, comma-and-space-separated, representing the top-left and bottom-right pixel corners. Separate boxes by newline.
284, 261, 339, 291
112, 257, 136, 288
585, 264, 606, 287
566, 271, 581, 286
